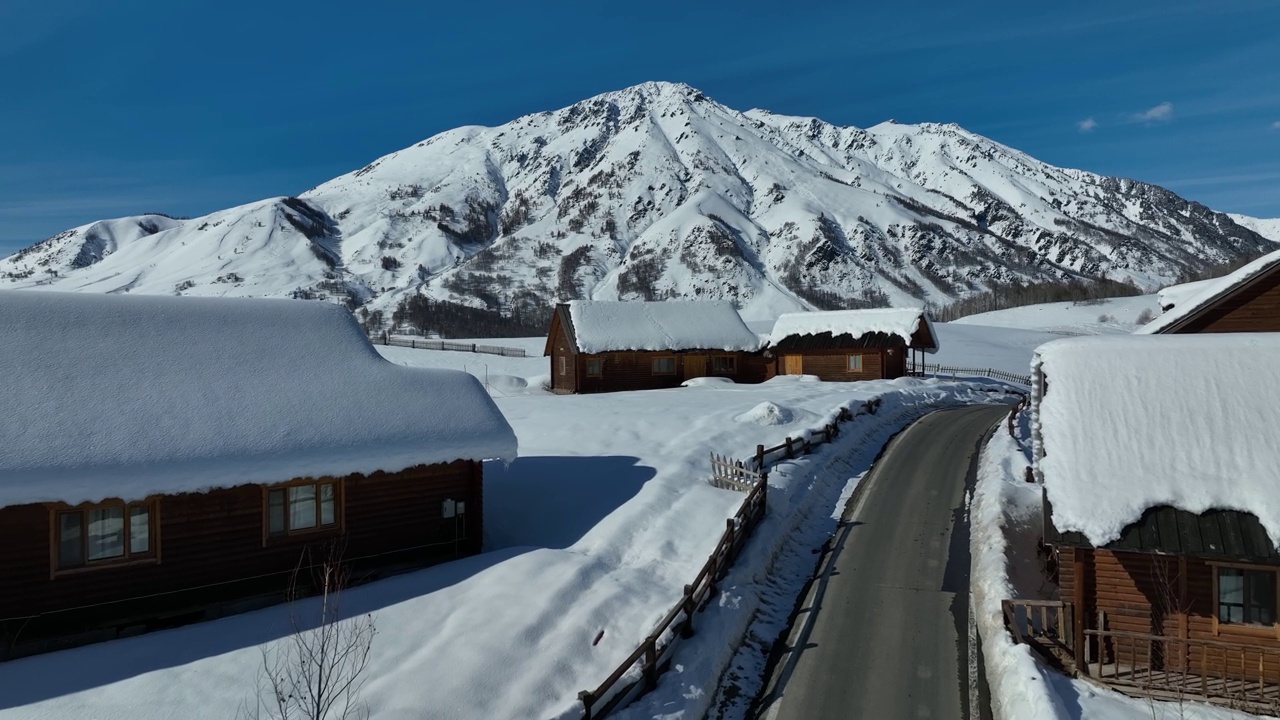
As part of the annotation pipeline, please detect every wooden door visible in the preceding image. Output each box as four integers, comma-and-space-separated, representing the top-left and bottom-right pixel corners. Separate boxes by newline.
684, 355, 708, 379
783, 355, 804, 375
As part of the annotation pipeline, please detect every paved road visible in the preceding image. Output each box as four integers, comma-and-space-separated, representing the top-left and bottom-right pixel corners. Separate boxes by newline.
754, 404, 1007, 720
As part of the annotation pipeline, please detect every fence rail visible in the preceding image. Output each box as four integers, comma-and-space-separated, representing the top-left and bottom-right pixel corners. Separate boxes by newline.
379, 335, 528, 357
909, 362, 1030, 387
578, 469, 768, 719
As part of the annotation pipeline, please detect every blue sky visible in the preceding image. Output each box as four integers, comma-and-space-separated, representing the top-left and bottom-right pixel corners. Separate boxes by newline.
2, 0, 1278, 256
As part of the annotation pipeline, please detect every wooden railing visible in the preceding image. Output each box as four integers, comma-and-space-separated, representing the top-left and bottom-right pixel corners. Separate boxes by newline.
577, 471, 768, 719
1002, 599, 1074, 670
1002, 600, 1280, 712
1081, 627, 1280, 712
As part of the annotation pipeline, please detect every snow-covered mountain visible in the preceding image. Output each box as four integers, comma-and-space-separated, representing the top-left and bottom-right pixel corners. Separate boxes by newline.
1228, 213, 1280, 243
4, 82, 1275, 320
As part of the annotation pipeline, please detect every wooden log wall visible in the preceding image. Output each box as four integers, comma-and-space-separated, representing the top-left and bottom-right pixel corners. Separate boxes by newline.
0, 460, 482, 659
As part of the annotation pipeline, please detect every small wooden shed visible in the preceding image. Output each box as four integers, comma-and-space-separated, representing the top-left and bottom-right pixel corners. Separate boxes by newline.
544, 300, 764, 394
1032, 335, 1280, 697
763, 308, 939, 381
1143, 248, 1280, 334
0, 292, 518, 661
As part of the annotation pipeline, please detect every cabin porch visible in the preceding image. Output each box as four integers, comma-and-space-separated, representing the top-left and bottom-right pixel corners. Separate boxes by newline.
1003, 599, 1280, 715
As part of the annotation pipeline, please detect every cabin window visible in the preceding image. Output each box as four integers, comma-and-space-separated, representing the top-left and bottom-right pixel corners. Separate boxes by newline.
559, 356, 566, 376
712, 356, 736, 374
1217, 567, 1277, 625
652, 357, 676, 375
267, 481, 340, 536
55, 501, 157, 570
847, 355, 864, 372
586, 358, 602, 377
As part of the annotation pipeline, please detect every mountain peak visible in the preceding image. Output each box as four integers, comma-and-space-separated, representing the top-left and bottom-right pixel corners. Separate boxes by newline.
3, 84, 1275, 320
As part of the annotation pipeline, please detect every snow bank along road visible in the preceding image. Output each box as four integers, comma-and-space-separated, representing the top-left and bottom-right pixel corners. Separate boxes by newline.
755, 404, 1007, 720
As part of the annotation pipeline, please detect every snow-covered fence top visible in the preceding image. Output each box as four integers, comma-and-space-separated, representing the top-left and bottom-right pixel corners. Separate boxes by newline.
1138, 247, 1280, 333
0, 291, 518, 508
1032, 334, 1280, 548
766, 308, 939, 352
566, 300, 761, 353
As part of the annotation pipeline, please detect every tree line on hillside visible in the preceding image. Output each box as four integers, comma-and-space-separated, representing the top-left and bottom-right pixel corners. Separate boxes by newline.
386, 295, 552, 338
933, 278, 1143, 322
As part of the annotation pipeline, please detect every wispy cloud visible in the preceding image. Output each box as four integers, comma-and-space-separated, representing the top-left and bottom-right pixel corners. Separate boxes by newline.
1131, 101, 1174, 123
1272, 120, 1280, 130
1077, 117, 1099, 133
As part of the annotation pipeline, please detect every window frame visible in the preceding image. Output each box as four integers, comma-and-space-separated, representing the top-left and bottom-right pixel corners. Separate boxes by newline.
1209, 561, 1280, 636
711, 355, 736, 374
49, 498, 160, 577
651, 356, 677, 376
586, 357, 603, 378
847, 354, 864, 372
559, 356, 567, 376
263, 478, 344, 544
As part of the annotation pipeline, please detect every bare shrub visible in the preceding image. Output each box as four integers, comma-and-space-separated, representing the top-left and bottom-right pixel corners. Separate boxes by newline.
241, 546, 376, 720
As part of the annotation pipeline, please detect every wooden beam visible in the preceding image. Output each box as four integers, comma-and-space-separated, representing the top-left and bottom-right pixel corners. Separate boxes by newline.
1075, 550, 1088, 673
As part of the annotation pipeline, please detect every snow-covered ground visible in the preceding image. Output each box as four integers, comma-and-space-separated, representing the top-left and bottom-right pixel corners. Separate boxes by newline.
0, 320, 1072, 720
972, 410, 1273, 720
951, 294, 1161, 335
0, 319, 1048, 720
0, 370, 1014, 720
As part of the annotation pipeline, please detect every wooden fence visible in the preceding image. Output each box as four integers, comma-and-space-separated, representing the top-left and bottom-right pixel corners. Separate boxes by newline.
577, 466, 768, 719
750, 400, 880, 471
379, 335, 528, 357
909, 362, 1030, 387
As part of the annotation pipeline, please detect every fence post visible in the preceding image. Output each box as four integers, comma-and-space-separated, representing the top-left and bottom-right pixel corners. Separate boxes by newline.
579, 691, 594, 720
681, 584, 695, 638
643, 635, 658, 690
803, 437, 811, 455
411, 339, 416, 349
755, 444, 765, 470
784, 437, 793, 459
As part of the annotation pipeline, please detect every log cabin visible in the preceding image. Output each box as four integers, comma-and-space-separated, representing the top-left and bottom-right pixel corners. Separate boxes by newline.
544, 300, 765, 393
0, 291, 518, 661
1032, 334, 1280, 698
763, 308, 939, 382
1142, 247, 1280, 333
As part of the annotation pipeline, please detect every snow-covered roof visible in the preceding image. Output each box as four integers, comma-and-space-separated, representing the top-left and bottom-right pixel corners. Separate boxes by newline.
564, 300, 761, 353
1138, 248, 1280, 333
1033, 334, 1280, 547
0, 291, 518, 508
767, 308, 939, 352
1155, 278, 1215, 311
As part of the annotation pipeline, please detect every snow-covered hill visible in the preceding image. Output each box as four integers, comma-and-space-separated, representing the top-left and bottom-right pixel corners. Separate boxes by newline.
4, 82, 1275, 319
1228, 213, 1280, 243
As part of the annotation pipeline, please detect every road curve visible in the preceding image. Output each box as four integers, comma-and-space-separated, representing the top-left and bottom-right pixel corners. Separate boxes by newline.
754, 404, 1007, 720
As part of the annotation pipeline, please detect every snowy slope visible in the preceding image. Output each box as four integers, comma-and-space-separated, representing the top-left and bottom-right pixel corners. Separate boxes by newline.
951, 295, 1161, 334
2, 83, 1275, 317
1228, 213, 1280, 242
